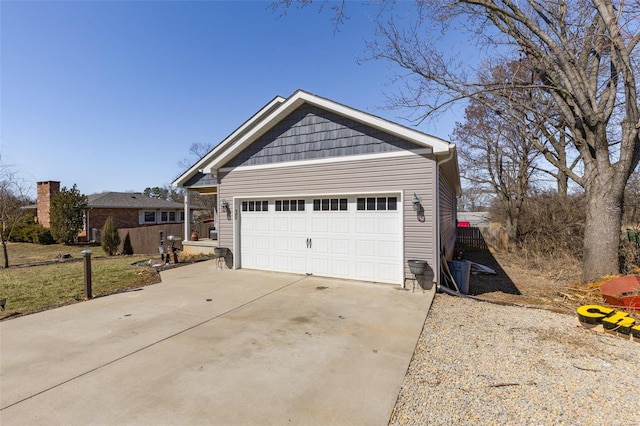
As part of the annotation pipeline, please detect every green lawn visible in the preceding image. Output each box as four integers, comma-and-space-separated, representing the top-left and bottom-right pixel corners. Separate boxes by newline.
0, 242, 160, 318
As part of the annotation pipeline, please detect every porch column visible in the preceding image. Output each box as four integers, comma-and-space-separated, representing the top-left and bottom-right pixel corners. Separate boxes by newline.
183, 190, 190, 242
213, 191, 219, 236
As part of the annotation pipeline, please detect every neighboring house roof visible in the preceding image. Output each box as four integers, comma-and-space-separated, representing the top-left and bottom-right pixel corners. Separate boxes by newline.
172, 89, 461, 193
86, 192, 186, 210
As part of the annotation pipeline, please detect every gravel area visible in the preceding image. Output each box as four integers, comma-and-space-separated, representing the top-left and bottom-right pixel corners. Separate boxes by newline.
390, 294, 640, 425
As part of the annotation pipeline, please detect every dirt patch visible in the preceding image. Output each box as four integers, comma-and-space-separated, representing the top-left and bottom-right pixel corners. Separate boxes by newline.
464, 251, 584, 314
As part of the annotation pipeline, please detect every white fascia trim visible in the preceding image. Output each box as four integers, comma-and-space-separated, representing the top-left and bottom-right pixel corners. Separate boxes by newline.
218, 148, 432, 173
173, 96, 286, 186
234, 190, 403, 200
207, 90, 451, 172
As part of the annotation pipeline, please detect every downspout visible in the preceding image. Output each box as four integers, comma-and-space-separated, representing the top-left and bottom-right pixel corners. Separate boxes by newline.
434, 144, 456, 290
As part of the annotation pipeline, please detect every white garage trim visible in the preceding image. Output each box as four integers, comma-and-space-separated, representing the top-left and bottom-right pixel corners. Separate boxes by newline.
233, 191, 404, 284
218, 148, 432, 174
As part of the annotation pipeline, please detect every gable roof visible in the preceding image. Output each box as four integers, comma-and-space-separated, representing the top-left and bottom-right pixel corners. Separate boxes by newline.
173, 90, 459, 192
87, 192, 185, 209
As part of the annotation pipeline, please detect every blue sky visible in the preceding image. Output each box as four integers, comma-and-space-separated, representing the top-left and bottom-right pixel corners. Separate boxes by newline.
2, 1, 467, 198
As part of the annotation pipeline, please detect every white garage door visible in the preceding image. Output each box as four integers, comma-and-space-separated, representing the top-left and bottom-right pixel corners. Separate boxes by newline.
239, 195, 403, 284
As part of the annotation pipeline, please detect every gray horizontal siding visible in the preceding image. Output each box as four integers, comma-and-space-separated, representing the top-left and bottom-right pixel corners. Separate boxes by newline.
439, 173, 457, 258
218, 154, 438, 284
224, 105, 423, 168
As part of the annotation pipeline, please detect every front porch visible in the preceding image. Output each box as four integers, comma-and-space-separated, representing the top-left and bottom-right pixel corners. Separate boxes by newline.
182, 238, 219, 256
180, 185, 220, 256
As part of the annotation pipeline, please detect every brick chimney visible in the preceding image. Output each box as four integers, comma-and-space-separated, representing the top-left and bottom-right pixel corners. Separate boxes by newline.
37, 181, 60, 228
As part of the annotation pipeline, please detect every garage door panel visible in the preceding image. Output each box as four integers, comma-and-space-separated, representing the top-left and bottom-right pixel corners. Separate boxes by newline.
378, 218, 399, 234
355, 262, 376, 279
273, 236, 288, 251
290, 237, 307, 253
331, 259, 350, 277
274, 217, 288, 232
311, 217, 329, 232
355, 240, 375, 256
288, 256, 307, 273
255, 217, 269, 231
312, 258, 329, 275
312, 238, 329, 254
255, 254, 270, 268
378, 240, 401, 257
379, 263, 400, 281
240, 195, 402, 284
255, 236, 270, 250
355, 218, 375, 233
331, 239, 349, 255
330, 217, 349, 233
290, 217, 306, 232
243, 217, 255, 231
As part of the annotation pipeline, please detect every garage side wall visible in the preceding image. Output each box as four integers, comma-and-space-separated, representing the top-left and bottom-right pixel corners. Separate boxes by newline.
439, 173, 457, 259
218, 154, 437, 283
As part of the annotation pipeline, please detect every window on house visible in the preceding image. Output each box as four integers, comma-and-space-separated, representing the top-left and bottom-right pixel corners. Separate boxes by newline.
169, 211, 176, 221
242, 200, 269, 212
357, 197, 398, 211
161, 212, 168, 222
275, 200, 304, 212
144, 211, 156, 223
313, 198, 347, 212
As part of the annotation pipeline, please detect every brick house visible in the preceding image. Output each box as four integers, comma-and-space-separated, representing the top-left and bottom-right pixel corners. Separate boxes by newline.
84, 192, 189, 241
35, 181, 194, 242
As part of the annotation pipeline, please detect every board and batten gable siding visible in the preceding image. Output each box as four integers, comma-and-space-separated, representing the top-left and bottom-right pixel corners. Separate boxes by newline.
439, 172, 457, 258
223, 105, 422, 168
218, 154, 437, 283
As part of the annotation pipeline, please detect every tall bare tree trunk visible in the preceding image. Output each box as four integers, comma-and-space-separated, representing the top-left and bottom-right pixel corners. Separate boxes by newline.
557, 171, 568, 198
2, 240, 9, 268
582, 169, 625, 282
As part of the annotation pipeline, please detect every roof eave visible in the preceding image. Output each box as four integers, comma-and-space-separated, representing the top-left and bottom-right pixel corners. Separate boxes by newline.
172, 95, 287, 187
202, 90, 453, 173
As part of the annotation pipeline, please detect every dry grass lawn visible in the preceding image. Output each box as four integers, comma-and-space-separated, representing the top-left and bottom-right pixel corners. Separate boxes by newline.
0, 242, 160, 318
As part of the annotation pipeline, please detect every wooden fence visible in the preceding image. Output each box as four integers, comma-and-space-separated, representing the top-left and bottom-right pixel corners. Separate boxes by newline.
457, 224, 509, 253
118, 224, 185, 255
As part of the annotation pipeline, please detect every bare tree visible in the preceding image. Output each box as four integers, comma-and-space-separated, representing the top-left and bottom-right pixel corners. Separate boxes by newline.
454, 99, 539, 244
281, 0, 639, 281
0, 167, 30, 268
177, 142, 215, 172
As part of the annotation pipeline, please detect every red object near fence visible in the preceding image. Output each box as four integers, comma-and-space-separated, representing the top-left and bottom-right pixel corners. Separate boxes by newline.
457, 221, 471, 228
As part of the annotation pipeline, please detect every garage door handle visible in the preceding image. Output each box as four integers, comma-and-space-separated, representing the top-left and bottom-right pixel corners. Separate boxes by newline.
309, 238, 312, 248
306, 238, 309, 248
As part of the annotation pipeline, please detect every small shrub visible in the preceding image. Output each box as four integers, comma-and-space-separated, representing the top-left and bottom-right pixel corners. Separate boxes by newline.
517, 192, 585, 259
101, 216, 121, 256
620, 234, 639, 275
33, 227, 55, 245
10, 220, 55, 245
122, 232, 134, 255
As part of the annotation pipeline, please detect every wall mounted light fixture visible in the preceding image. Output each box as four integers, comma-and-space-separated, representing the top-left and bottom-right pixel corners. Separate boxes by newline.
221, 199, 229, 213
413, 193, 421, 212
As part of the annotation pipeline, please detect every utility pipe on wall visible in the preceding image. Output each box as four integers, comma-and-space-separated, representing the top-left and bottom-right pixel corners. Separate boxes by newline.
434, 144, 456, 288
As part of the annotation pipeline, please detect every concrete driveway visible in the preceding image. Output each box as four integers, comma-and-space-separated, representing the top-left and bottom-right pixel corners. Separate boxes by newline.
1, 261, 434, 425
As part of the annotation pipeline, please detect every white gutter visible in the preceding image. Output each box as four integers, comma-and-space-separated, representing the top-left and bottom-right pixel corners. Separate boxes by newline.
434, 144, 456, 286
